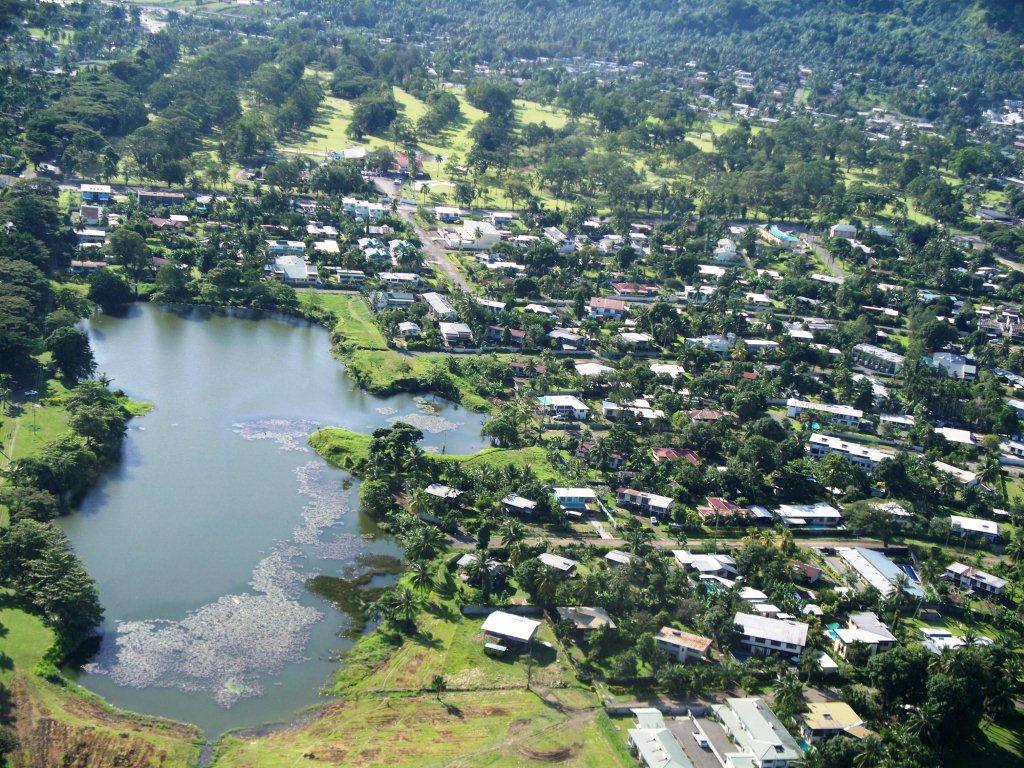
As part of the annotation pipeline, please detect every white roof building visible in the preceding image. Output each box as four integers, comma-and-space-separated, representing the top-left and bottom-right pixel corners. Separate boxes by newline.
775, 502, 842, 528
712, 697, 802, 768
673, 550, 737, 576
538, 553, 578, 573
481, 611, 540, 643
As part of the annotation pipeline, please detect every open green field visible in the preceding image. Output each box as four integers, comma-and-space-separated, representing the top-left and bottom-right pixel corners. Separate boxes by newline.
213, 591, 626, 768
346, 350, 491, 411
278, 84, 574, 210
0, 379, 74, 470
949, 712, 1024, 768
310, 427, 561, 481
0, 599, 54, 686
335, 606, 576, 694
303, 291, 388, 351
212, 689, 630, 768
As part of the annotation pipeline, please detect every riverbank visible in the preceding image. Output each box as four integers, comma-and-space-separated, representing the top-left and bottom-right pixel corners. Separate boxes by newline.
309, 426, 560, 481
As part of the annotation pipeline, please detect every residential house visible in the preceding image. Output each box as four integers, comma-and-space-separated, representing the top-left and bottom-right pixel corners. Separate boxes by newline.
421, 292, 458, 319
552, 487, 597, 511
920, 626, 992, 654
830, 611, 896, 659
616, 488, 674, 517
852, 343, 905, 375
79, 205, 102, 225
605, 550, 633, 568
829, 223, 857, 239
378, 271, 420, 288
759, 224, 799, 248
837, 547, 924, 599
439, 322, 474, 348
434, 206, 462, 223
481, 611, 540, 647
135, 189, 186, 207
807, 433, 892, 472
589, 297, 629, 320
673, 550, 737, 578
575, 361, 613, 377
950, 515, 1000, 541
785, 398, 863, 427
712, 697, 802, 768
80, 183, 111, 203
269, 254, 319, 285
627, 708, 693, 768
75, 228, 106, 246
397, 321, 421, 338
799, 702, 870, 744
933, 461, 979, 489
450, 220, 501, 250
611, 282, 659, 299
556, 607, 616, 643
501, 494, 537, 516
266, 239, 305, 256
655, 627, 713, 663
342, 197, 386, 220
774, 502, 842, 529
686, 333, 735, 355
944, 562, 1006, 597
616, 331, 653, 351
929, 352, 977, 381
538, 395, 589, 420
696, 496, 746, 522
537, 552, 578, 576
733, 613, 809, 659
424, 483, 462, 504
375, 290, 415, 309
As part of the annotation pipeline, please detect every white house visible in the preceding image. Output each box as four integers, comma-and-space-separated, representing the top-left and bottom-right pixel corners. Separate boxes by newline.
421, 291, 458, 319
786, 398, 863, 427
830, 611, 896, 659
852, 343, 905, 375
552, 487, 597, 510
774, 502, 843, 528
733, 613, 809, 659
712, 697, 802, 768
673, 550, 737, 578
537, 552, 578, 575
481, 611, 540, 646
950, 515, 1000, 541
538, 395, 589, 420
807, 433, 892, 472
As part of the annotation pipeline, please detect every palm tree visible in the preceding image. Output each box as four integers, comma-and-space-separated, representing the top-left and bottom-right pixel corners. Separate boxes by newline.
389, 585, 421, 630
409, 561, 433, 596
430, 674, 447, 701
772, 673, 806, 721
623, 525, 655, 557
853, 733, 885, 768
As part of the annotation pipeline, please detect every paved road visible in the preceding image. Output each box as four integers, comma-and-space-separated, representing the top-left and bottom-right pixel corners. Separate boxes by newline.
370, 176, 472, 292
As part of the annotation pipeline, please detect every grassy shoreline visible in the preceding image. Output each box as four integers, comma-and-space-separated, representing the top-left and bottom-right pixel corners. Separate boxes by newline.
309, 426, 561, 481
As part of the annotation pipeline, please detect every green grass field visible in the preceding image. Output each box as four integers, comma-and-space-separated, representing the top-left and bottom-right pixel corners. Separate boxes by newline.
0, 379, 74, 471
949, 712, 1024, 768
212, 689, 629, 768
303, 291, 388, 351
0, 599, 54, 685
310, 427, 561, 481
345, 350, 491, 410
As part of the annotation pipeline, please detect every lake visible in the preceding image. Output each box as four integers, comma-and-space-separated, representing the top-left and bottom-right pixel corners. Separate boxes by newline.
61, 303, 487, 735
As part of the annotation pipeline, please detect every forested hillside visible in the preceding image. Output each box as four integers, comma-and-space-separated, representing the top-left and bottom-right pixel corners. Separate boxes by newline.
290, 0, 1024, 120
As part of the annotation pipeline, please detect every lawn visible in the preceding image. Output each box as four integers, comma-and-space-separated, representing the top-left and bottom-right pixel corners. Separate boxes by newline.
304, 291, 388, 351
334, 606, 576, 694
0, 599, 54, 685
948, 712, 1024, 768
0, 379, 74, 471
211, 689, 630, 768
346, 350, 491, 410
310, 427, 562, 482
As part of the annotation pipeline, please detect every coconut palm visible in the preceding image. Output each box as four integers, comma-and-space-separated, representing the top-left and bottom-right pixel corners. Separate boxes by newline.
853, 733, 885, 768
409, 561, 434, 596
772, 672, 807, 721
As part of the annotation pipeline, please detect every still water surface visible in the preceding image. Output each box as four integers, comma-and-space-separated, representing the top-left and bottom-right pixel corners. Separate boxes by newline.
60, 303, 486, 735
